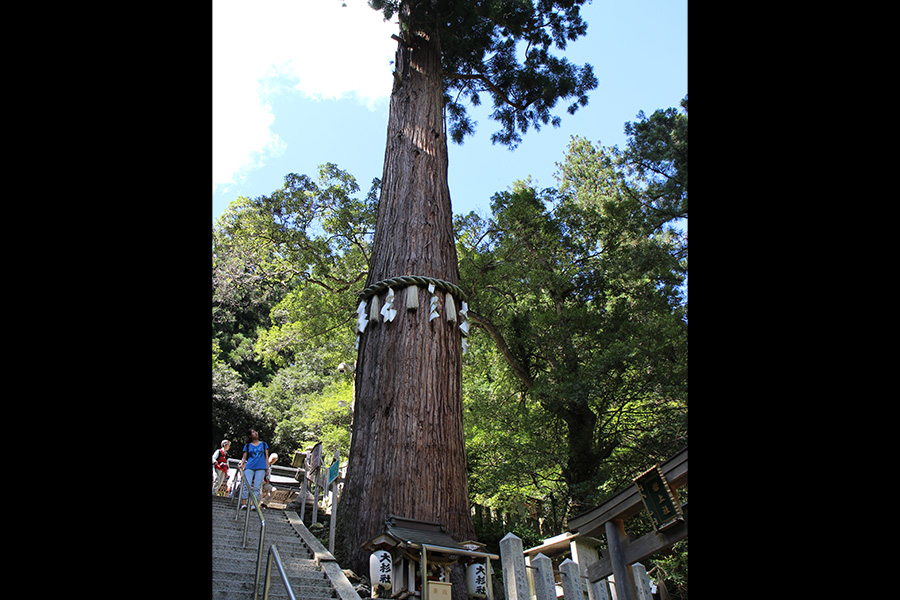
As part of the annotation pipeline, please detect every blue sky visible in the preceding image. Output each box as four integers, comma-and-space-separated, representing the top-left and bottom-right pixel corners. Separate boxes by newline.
212, 0, 687, 225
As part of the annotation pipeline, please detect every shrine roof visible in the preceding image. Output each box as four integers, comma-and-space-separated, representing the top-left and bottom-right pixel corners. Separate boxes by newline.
366, 515, 468, 553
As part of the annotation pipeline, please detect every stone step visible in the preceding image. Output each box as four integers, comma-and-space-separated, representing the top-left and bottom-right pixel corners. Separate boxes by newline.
212, 538, 310, 557
212, 528, 310, 547
212, 551, 316, 576
211, 586, 333, 600
212, 497, 333, 527
212, 495, 346, 600
211, 533, 313, 559
211, 571, 328, 589
212, 568, 333, 597
214, 510, 309, 536
211, 573, 336, 595
212, 569, 335, 600
213, 534, 312, 556
212, 554, 324, 577
212, 506, 293, 520
211, 584, 334, 600
212, 520, 307, 536
211, 551, 318, 576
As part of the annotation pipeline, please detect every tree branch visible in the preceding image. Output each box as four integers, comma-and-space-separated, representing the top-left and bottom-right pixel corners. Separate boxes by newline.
468, 310, 534, 389
444, 70, 530, 111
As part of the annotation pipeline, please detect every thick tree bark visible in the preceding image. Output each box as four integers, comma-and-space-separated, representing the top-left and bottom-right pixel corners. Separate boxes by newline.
558, 399, 600, 510
335, 18, 474, 580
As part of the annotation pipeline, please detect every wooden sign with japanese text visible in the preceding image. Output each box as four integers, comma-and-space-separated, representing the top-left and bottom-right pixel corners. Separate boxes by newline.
634, 464, 683, 532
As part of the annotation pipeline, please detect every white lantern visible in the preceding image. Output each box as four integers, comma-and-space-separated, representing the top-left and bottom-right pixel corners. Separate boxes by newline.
370, 550, 392, 592
466, 562, 487, 598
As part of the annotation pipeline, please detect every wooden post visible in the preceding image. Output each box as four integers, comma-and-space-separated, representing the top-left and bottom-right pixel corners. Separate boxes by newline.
328, 482, 338, 552
559, 558, 584, 600
486, 557, 495, 600
530, 553, 556, 600
311, 466, 320, 524
328, 451, 340, 554
604, 520, 638, 600
422, 545, 428, 600
499, 532, 529, 600
299, 472, 308, 523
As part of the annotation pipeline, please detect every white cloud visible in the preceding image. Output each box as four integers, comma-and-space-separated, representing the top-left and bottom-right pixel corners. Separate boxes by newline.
213, 0, 397, 191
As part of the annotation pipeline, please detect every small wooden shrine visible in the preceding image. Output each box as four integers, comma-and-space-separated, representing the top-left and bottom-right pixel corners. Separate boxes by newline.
362, 515, 498, 600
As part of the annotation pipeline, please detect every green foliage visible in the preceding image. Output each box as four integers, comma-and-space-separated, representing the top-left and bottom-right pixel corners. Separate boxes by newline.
213, 164, 375, 371
212, 164, 375, 458
650, 540, 688, 600
212, 229, 288, 386
620, 95, 688, 229
457, 101, 687, 519
251, 367, 354, 460
297, 377, 354, 457
463, 330, 567, 508
369, 0, 597, 148
212, 361, 275, 451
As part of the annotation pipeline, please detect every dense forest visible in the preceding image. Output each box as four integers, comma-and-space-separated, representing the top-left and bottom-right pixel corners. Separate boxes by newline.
212, 98, 687, 598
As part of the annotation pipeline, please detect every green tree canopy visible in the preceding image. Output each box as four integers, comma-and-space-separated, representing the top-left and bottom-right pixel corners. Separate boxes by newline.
619, 95, 688, 230
212, 164, 376, 458
369, 0, 598, 148
457, 100, 687, 517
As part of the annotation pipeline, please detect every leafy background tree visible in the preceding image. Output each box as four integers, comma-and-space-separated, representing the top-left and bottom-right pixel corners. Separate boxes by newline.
457, 119, 687, 509
457, 99, 687, 595
212, 163, 377, 460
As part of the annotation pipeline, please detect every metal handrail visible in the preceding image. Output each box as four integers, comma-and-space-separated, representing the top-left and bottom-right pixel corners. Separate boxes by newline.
263, 544, 298, 600
221, 462, 299, 600
234, 465, 269, 600
232, 466, 243, 518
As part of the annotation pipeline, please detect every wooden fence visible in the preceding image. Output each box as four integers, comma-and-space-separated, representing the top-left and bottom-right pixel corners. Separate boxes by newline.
278, 443, 684, 600
498, 531, 657, 600
293, 444, 345, 555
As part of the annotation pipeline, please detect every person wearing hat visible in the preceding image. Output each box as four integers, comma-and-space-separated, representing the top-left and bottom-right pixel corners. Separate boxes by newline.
212, 440, 231, 495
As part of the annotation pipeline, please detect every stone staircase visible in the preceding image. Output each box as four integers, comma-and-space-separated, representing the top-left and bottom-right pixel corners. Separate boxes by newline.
212, 495, 354, 600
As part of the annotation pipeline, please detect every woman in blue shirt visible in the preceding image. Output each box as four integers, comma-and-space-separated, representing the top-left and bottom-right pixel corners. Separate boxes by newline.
238, 428, 269, 510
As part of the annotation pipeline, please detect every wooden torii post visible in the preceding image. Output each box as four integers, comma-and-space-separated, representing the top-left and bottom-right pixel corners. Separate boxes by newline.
566, 448, 688, 600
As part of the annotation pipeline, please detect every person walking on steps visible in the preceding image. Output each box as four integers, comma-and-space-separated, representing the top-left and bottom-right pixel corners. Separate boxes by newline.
212, 439, 231, 495
239, 428, 269, 511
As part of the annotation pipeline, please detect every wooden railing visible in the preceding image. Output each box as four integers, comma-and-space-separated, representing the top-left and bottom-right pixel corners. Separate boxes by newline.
500, 448, 687, 600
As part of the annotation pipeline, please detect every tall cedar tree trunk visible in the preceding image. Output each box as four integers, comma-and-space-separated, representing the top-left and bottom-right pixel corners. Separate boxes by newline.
335, 14, 475, 583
